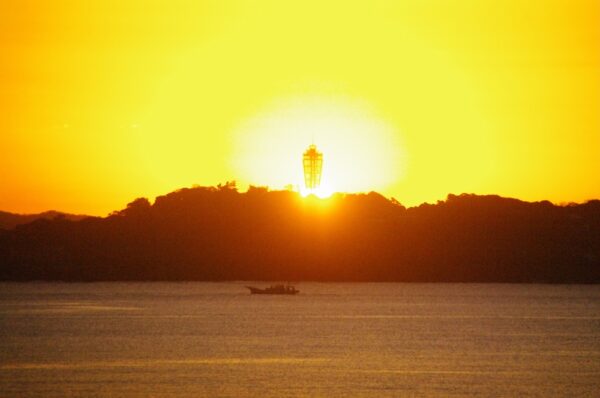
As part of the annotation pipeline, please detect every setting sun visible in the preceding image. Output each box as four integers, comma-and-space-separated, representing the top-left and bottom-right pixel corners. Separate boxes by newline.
231, 96, 405, 195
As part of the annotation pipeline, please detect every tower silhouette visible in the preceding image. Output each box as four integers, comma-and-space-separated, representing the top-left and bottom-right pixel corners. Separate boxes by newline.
303, 144, 323, 191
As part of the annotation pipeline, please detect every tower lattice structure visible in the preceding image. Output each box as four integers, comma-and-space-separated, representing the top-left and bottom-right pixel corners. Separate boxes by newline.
303, 144, 323, 190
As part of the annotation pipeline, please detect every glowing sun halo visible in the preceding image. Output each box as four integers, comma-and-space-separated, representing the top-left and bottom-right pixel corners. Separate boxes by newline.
232, 96, 405, 195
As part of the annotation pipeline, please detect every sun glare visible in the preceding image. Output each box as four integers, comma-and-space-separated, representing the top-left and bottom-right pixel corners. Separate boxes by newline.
232, 96, 405, 195
300, 185, 334, 199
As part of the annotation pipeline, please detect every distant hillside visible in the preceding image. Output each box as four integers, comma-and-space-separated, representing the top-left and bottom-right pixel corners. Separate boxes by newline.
0, 185, 598, 282
0, 210, 89, 230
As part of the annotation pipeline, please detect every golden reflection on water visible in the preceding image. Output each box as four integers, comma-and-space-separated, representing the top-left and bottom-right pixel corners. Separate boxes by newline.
1, 302, 140, 314
1, 358, 330, 370
306, 315, 600, 320
352, 369, 600, 375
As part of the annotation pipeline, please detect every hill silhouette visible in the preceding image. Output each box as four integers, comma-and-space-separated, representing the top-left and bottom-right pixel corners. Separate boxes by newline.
0, 210, 89, 230
0, 184, 598, 282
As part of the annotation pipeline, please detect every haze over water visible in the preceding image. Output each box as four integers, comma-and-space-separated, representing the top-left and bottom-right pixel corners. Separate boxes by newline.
1, 282, 599, 397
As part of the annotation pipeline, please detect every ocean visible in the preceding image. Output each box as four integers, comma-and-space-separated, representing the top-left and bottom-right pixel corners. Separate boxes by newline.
0, 282, 598, 397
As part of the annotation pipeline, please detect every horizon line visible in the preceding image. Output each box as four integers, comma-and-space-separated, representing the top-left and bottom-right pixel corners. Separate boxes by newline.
1, 183, 599, 218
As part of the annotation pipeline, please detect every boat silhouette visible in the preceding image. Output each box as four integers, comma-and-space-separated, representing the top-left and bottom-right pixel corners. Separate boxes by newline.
246, 284, 299, 295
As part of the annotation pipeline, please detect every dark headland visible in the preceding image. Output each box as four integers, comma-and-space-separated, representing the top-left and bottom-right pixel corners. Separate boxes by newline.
1, 184, 598, 283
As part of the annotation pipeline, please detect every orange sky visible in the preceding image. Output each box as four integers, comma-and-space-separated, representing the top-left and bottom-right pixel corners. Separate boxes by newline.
1, 0, 599, 215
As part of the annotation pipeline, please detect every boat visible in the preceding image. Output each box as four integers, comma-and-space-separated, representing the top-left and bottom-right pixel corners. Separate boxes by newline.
246, 284, 299, 295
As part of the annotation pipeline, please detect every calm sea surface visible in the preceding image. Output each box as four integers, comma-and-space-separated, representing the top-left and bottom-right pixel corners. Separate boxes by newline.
0, 283, 599, 397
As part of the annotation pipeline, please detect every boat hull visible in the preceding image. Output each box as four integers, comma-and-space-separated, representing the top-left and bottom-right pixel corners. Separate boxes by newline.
246, 286, 299, 295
